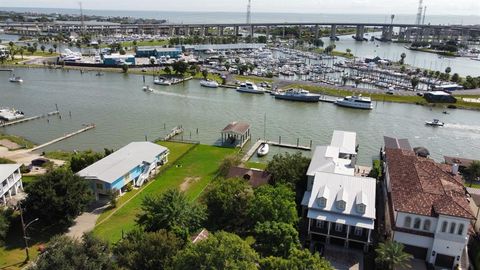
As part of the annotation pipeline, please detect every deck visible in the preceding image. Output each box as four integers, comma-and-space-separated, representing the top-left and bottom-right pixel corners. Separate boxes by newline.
30, 124, 96, 152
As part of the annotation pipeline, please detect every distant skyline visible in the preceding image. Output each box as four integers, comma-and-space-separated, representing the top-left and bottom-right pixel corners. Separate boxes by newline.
1, 0, 479, 16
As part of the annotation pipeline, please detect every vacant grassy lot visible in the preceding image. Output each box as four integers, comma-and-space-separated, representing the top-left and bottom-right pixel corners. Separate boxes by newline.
93, 144, 235, 242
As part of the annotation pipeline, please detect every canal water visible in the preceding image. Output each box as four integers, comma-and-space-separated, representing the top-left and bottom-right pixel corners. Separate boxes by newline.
1, 68, 480, 165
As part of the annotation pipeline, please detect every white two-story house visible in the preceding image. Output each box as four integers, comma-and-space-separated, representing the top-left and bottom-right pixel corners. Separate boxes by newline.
383, 137, 474, 269
0, 164, 23, 205
302, 131, 376, 251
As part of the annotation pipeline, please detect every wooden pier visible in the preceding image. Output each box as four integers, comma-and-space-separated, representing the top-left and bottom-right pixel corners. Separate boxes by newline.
30, 124, 96, 152
0, 111, 60, 128
164, 126, 184, 141
241, 139, 264, 163
266, 140, 312, 151
319, 96, 337, 103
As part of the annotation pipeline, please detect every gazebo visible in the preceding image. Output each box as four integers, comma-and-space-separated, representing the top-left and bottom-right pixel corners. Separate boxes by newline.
221, 121, 251, 148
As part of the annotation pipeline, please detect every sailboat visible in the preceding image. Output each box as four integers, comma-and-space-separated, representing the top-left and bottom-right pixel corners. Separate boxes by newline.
257, 113, 270, 157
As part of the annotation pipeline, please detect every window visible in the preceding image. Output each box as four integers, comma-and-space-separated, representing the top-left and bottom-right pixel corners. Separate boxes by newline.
337, 201, 346, 211
441, 221, 448, 232
413, 218, 421, 229
457, 224, 464, 235
335, 223, 343, 232
404, 216, 412, 228
318, 198, 326, 208
423, 220, 431, 231
96, 183, 103, 190
357, 204, 366, 214
315, 220, 324, 229
354, 227, 363, 236
449, 223, 456, 234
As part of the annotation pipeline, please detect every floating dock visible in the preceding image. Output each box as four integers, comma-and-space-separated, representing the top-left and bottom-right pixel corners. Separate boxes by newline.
0, 111, 60, 127
241, 138, 312, 163
241, 139, 264, 162
266, 140, 311, 151
30, 124, 95, 152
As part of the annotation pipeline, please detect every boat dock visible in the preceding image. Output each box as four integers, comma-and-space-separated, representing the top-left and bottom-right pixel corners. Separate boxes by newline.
0, 68, 14, 72
171, 76, 193, 85
266, 140, 312, 151
0, 111, 60, 127
30, 124, 96, 152
241, 139, 264, 162
164, 126, 184, 141
319, 96, 337, 103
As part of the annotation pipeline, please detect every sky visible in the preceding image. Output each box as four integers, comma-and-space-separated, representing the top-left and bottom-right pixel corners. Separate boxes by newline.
1, 0, 479, 15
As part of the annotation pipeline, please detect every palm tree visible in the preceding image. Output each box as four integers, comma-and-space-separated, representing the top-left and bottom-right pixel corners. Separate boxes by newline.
468, 161, 480, 187
375, 241, 412, 270
346, 48, 352, 56
399, 53, 406, 65
411, 77, 420, 91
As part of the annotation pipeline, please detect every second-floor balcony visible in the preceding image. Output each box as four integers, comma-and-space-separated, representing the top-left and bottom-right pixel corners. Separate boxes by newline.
435, 232, 468, 244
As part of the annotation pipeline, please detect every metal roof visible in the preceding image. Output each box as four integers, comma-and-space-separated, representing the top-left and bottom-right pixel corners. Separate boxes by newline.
221, 121, 250, 135
77, 142, 168, 184
0, 164, 20, 182
383, 136, 412, 150
306, 146, 355, 176
330, 130, 357, 155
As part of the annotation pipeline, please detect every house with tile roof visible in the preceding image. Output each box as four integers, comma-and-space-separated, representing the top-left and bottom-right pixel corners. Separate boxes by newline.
302, 130, 376, 251
383, 138, 474, 269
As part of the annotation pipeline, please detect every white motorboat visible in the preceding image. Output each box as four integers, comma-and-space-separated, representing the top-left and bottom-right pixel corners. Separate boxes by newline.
335, 95, 373, 110
0, 108, 24, 121
200, 79, 219, 88
425, 119, 444, 127
142, 85, 153, 92
257, 143, 269, 157
236, 81, 266, 94
60, 49, 82, 62
9, 76, 23, 83
274, 88, 320, 102
154, 78, 172, 86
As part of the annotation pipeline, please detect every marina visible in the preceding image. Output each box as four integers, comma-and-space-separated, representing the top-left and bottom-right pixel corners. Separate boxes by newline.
1, 67, 480, 165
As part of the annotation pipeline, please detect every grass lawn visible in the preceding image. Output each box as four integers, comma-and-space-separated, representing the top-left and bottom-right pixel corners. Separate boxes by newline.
245, 161, 267, 170
0, 134, 35, 149
43, 151, 74, 161
93, 144, 235, 243
465, 181, 480, 189
21, 175, 40, 189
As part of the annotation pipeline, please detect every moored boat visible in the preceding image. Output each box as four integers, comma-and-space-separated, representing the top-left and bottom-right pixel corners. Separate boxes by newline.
236, 81, 265, 94
0, 108, 24, 121
9, 75, 23, 83
142, 85, 153, 92
257, 143, 269, 157
200, 79, 219, 88
274, 88, 320, 102
335, 95, 373, 110
154, 77, 172, 86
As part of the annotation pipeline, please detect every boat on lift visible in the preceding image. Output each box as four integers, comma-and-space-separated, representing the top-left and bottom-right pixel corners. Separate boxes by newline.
425, 119, 444, 127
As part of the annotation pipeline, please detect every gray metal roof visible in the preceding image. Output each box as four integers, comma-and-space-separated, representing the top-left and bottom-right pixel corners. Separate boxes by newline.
331, 130, 357, 155
383, 136, 412, 150
77, 142, 168, 184
0, 164, 20, 182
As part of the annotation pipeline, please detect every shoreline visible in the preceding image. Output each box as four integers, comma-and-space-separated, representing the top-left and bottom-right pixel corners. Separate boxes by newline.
2, 63, 480, 111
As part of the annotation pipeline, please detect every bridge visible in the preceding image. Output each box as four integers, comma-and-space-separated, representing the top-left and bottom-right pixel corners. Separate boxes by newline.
1, 21, 479, 43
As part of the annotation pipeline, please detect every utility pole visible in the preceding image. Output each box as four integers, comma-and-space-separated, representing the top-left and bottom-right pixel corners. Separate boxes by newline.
246, 0, 252, 25
18, 206, 39, 262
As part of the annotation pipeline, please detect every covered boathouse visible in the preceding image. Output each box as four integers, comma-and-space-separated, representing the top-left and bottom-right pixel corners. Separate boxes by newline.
221, 121, 251, 148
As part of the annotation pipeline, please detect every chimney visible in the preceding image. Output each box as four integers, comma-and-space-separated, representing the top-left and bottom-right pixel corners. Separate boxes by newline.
452, 163, 459, 175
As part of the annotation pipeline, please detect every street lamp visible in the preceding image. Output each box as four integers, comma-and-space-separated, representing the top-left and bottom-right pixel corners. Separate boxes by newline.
18, 206, 39, 262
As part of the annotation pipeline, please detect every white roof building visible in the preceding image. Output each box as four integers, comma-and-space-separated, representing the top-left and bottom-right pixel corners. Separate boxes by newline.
0, 164, 23, 205
77, 142, 169, 199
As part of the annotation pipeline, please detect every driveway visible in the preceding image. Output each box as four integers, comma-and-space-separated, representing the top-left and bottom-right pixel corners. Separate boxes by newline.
66, 200, 109, 239
323, 245, 363, 270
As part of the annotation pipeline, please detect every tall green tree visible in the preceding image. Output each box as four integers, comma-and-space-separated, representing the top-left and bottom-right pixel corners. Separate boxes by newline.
70, 150, 105, 173
266, 152, 310, 190
375, 241, 412, 270
172, 61, 189, 76
136, 189, 206, 237
410, 77, 420, 91
0, 210, 11, 245
173, 231, 259, 270
248, 184, 298, 226
260, 248, 332, 270
113, 229, 183, 270
468, 160, 480, 187
203, 178, 253, 232
23, 169, 92, 227
253, 221, 300, 258
30, 233, 114, 270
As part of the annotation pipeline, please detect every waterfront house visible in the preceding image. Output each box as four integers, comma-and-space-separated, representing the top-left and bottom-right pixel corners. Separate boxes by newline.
382, 137, 474, 269
302, 130, 376, 251
0, 164, 23, 205
77, 142, 169, 200
220, 121, 251, 148
135, 46, 182, 59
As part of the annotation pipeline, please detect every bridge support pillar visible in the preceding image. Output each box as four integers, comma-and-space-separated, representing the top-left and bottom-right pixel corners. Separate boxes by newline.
355, 25, 365, 41
169, 26, 174, 37
330, 24, 337, 40
282, 26, 286, 38
250, 25, 254, 42
381, 25, 393, 41
234, 26, 239, 37
265, 26, 270, 43
314, 25, 319, 40
298, 25, 302, 38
